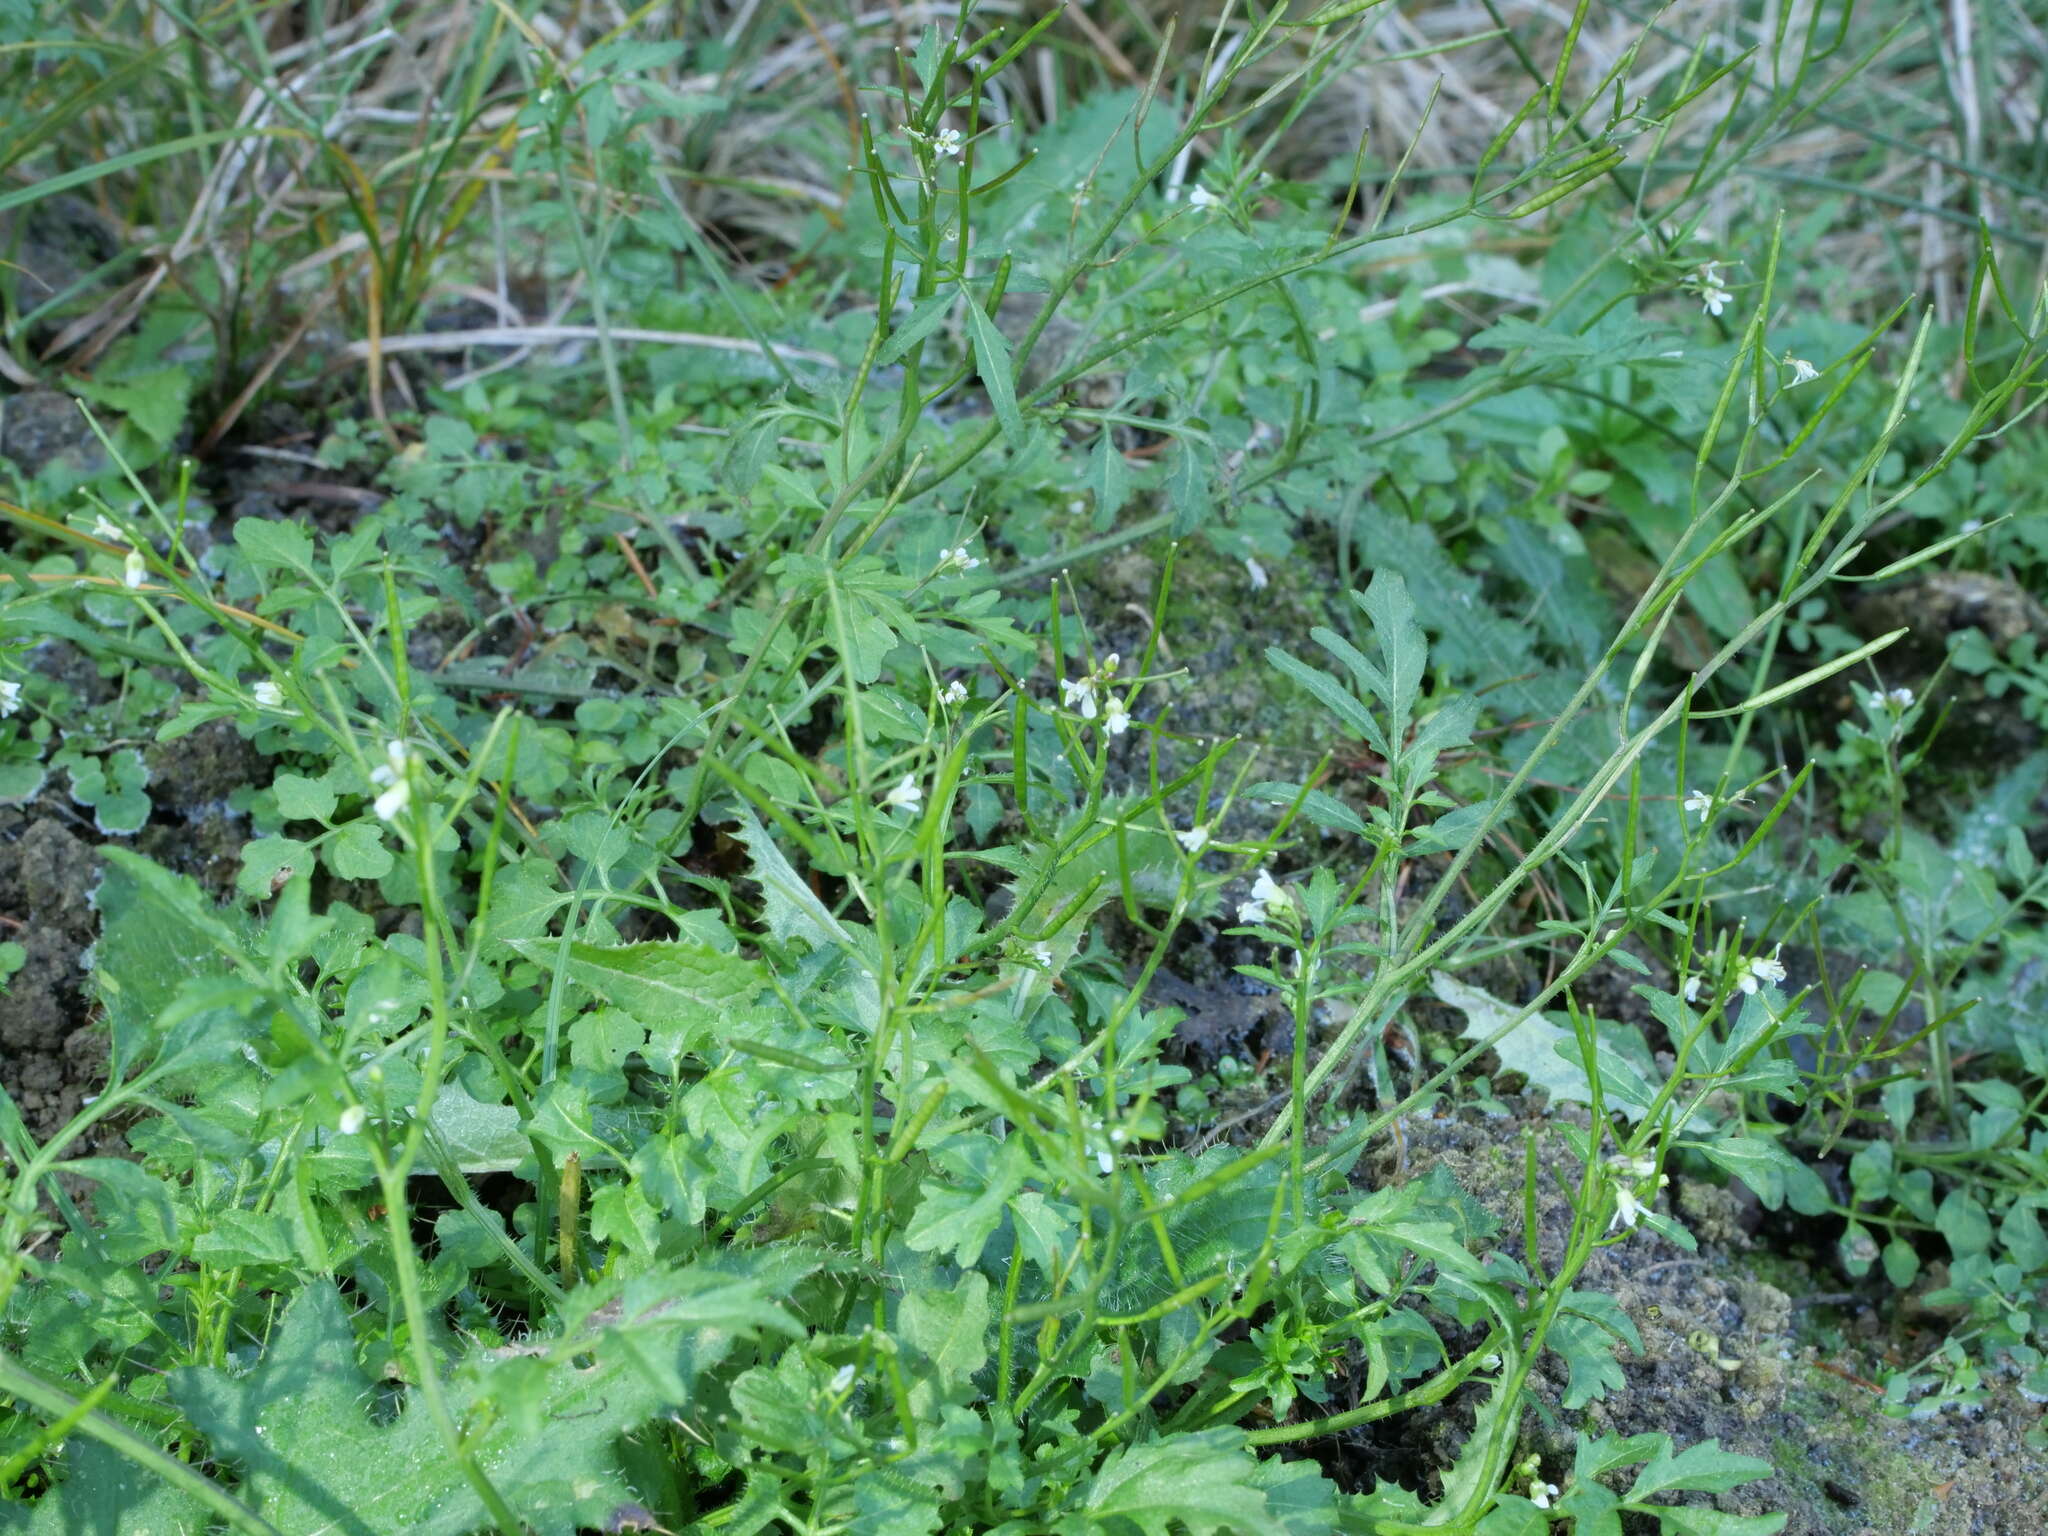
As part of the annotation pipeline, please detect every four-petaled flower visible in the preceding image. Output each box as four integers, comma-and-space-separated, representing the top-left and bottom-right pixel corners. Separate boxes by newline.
1529, 1479, 1560, 1511
252, 679, 285, 710
1103, 693, 1130, 736
1609, 1185, 1644, 1232
933, 127, 963, 158
1739, 944, 1787, 994
1888, 687, 1915, 708
1177, 825, 1210, 854
1682, 788, 1714, 822
1693, 262, 1733, 318
1187, 184, 1221, 210
884, 774, 923, 815
1060, 675, 1098, 719
1785, 354, 1819, 385
369, 740, 414, 822
1238, 868, 1285, 925
122, 549, 147, 589
0, 679, 20, 718
939, 678, 968, 707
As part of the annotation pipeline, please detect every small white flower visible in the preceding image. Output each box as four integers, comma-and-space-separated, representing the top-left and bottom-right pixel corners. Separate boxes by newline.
1740, 944, 1787, 995
1682, 788, 1713, 822
1609, 1185, 1644, 1232
1061, 675, 1098, 719
1067, 498, 1086, 515
1177, 825, 1210, 854
1029, 941, 1053, 967
369, 740, 413, 822
1683, 974, 1703, 1003
252, 679, 285, 710
1239, 868, 1285, 925
1244, 556, 1268, 591
1961, 517, 1984, 534
1103, 694, 1130, 736
337, 1104, 367, 1136
1096, 1147, 1114, 1176
939, 679, 968, 708
936, 545, 981, 573
829, 1363, 857, 1394
1785, 355, 1819, 385
1888, 687, 1915, 708
1482, 1353, 1502, 1371
933, 127, 963, 158
122, 549, 147, 589
884, 774, 923, 815
91, 514, 125, 542
1530, 1479, 1560, 1510
1700, 284, 1733, 318
1187, 184, 1221, 210
0, 679, 19, 718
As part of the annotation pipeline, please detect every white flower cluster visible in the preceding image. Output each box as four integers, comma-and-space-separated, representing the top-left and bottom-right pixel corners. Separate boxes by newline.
0, 679, 20, 718
1237, 868, 1286, 925
1692, 260, 1733, 317
1606, 1153, 1667, 1233
1681, 786, 1750, 824
935, 544, 981, 574
883, 774, 923, 815
1060, 653, 1132, 735
1739, 943, 1786, 994
1681, 938, 1787, 1002
369, 740, 414, 822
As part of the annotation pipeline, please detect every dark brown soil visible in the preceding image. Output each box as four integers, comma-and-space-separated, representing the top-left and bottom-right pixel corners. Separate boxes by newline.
0, 718, 260, 1142
0, 816, 102, 1140
1354, 1107, 2048, 1535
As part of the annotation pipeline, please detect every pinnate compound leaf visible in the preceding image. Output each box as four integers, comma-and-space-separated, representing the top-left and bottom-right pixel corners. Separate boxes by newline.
899, 1271, 991, 1392
1352, 569, 1426, 736
1550, 1289, 1642, 1410
20, 1436, 210, 1536
730, 803, 851, 947
1693, 1135, 1830, 1216
1433, 972, 1595, 1109
1058, 1428, 1272, 1535
508, 937, 769, 1027
1553, 1479, 1625, 1536
171, 1271, 793, 1536
904, 1137, 1032, 1266
963, 290, 1023, 441
1264, 645, 1386, 752
1475, 1498, 1551, 1536
1625, 1438, 1775, 1501
1645, 1512, 1789, 1536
